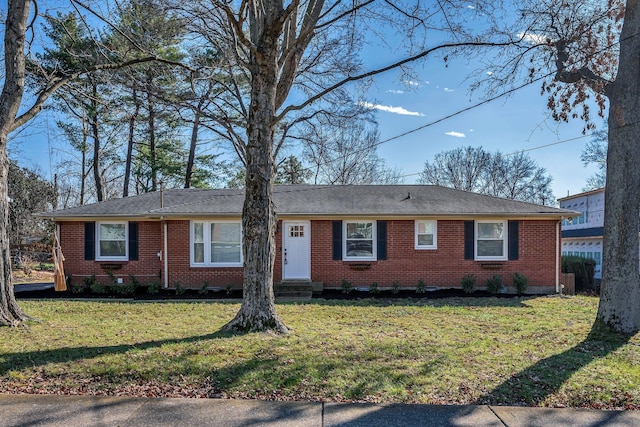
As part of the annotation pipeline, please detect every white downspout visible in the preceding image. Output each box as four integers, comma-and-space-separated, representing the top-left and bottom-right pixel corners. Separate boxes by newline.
556, 220, 560, 293
163, 220, 169, 289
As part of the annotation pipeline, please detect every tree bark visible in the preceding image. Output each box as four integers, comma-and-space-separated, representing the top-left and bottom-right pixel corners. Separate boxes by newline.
596, 0, 640, 334
124, 86, 140, 197
146, 73, 158, 192
80, 113, 88, 205
184, 112, 200, 188
222, 2, 288, 333
0, 0, 31, 325
90, 82, 104, 202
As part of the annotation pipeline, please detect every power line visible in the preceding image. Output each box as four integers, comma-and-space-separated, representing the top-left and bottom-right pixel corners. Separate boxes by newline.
396, 132, 593, 180
301, 21, 631, 176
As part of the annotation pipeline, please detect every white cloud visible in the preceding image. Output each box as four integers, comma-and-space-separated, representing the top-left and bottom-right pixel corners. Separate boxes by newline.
406, 80, 420, 87
466, 5, 475, 9
486, 71, 494, 76
445, 131, 466, 138
359, 101, 425, 116
518, 32, 549, 46
387, 89, 405, 94
444, 87, 454, 93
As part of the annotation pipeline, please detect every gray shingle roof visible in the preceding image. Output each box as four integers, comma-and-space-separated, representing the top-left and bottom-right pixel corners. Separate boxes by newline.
40, 185, 574, 219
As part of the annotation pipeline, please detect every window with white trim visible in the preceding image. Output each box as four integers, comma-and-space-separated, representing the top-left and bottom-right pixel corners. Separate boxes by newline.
96, 222, 128, 260
475, 220, 507, 260
415, 220, 437, 249
344, 220, 376, 260
191, 220, 242, 267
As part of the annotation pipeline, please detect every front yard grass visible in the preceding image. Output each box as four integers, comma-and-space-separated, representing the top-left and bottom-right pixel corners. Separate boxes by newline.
1, 296, 639, 408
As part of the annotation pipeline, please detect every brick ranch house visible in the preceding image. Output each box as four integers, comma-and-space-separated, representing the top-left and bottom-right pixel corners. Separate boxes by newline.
41, 185, 576, 294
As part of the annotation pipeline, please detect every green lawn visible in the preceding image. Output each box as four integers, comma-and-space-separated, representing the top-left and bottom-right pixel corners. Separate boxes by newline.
1, 296, 639, 408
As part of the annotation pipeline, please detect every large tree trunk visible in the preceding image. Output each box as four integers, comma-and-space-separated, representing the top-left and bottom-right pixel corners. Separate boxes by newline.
0, 0, 31, 326
222, 4, 288, 333
0, 135, 27, 326
90, 83, 104, 202
146, 74, 158, 192
596, 0, 640, 334
123, 87, 139, 197
80, 114, 88, 205
184, 112, 200, 189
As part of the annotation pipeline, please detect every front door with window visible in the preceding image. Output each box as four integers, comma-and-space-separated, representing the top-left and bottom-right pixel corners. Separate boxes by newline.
282, 221, 311, 280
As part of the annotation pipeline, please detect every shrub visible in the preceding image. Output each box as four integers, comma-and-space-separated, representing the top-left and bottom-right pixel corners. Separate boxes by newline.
84, 274, 107, 294
341, 279, 352, 294
392, 281, 401, 294
18, 253, 34, 277
90, 282, 107, 294
115, 283, 134, 296
128, 274, 140, 290
148, 281, 160, 294
416, 279, 427, 294
512, 272, 528, 295
486, 274, 503, 295
226, 284, 234, 294
461, 274, 476, 294
199, 281, 210, 295
561, 256, 596, 292
70, 282, 86, 294
174, 282, 185, 295
369, 282, 379, 294
105, 269, 117, 286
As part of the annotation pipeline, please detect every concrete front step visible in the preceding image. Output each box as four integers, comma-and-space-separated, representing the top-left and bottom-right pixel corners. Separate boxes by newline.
275, 281, 322, 301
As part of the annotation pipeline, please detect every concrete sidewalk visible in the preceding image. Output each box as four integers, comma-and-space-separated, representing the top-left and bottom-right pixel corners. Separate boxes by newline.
1, 394, 639, 426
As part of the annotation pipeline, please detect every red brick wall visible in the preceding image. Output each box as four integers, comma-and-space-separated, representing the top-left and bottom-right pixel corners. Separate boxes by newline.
60, 221, 163, 287
165, 220, 244, 289
309, 219, 559, 292
60, 218, 560, 293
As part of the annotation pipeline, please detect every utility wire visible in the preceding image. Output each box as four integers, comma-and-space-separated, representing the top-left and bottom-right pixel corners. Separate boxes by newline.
299, 22, 631, 177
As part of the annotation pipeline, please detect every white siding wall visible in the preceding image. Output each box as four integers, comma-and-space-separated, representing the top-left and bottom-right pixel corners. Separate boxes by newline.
560, 189, 605, 280
560, 190, 605, 230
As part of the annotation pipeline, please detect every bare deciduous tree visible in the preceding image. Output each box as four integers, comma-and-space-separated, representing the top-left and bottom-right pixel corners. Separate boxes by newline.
581, 128, 607, 191
0, 0, 160, 325
486, 0, 640, 332
303, 118, 402, 185
420, 146, 490, 193
168, 0, 519, 333
419, 146, 554, 205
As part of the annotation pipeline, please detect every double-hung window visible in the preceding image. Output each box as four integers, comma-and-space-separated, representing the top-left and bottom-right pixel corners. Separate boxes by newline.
475, 220, 507, 260
415, 220, 437, 249
344, 220, 376, 260
96, 222, 128, 261
191, 220, 242, 267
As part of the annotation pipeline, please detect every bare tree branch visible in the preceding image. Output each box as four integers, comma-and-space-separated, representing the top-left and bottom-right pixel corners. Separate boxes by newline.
277, 39, 518, 121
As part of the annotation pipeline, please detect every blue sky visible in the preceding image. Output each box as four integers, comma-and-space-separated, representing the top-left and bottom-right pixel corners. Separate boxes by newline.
7, 1, 603, 202
360, 55, 601, 200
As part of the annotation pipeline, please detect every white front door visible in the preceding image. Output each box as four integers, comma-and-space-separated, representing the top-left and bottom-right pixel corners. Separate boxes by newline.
282, 221, 311, 280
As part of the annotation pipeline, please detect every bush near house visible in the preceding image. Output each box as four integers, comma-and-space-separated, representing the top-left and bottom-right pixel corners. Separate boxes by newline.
562, 256, 595, 293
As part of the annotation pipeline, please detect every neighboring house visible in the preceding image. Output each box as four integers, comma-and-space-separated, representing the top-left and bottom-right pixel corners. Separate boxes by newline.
40, 185, 575, 294
558, 188, 605, 282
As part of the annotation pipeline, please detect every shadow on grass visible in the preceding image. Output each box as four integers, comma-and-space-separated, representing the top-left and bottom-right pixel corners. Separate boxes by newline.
475, 324, 631, 407
0, 330, 234, 377
299, 294, 538, 308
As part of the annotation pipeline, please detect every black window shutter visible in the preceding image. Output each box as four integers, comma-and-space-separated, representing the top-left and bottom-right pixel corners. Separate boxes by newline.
377, 221, 387, 260
129, 222, 139, 261
332, 221, 342, 260
508, 220, 519, 260
84, 222, 95, 260
464, 220, 474, 260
